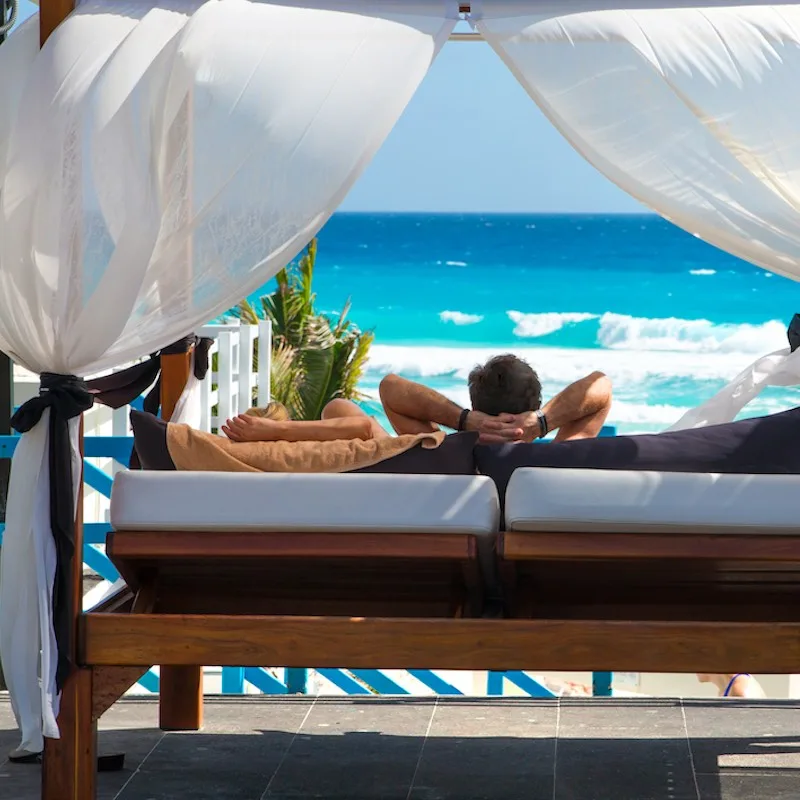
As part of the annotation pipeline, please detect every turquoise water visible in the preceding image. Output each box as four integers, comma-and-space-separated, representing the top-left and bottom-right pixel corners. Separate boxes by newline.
243, 212, 800, 435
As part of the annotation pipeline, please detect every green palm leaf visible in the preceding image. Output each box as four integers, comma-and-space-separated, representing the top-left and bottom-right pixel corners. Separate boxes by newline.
270, 341, 302, 418
225, 237, 374, 420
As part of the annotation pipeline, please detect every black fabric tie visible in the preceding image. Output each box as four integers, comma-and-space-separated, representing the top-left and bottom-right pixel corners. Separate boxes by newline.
788, 314, 800, 353
10, 373, 94, 690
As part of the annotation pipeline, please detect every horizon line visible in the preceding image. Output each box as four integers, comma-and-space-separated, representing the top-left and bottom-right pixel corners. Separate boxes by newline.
334, 209, 656, 216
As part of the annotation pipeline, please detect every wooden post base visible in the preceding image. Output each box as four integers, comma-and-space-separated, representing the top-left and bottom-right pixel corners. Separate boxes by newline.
159, 666, 203, 731
42, 669, 96, 800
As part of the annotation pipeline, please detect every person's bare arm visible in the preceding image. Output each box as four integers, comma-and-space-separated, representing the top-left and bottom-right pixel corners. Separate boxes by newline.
542, 371, 613, 441
378, 373, 494, 436
222, 414, 373, 442
480, 371, 612, 443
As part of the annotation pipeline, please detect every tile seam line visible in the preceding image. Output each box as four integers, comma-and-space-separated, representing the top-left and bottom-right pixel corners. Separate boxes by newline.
405, 696, 439, 800
680, 699, 702, 800
552, 697, 561, 800
112, 731, 167, 800
259, 696, 319, 800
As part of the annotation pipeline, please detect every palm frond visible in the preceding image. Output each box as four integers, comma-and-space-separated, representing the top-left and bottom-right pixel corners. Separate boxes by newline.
332, 298, 352, 338
299, 239, 317, 310
339, 329, 374, 401
296, 343, 337, 421
269, 341, 302, 418
231, 238, 373, 419
231, 298, 260, 325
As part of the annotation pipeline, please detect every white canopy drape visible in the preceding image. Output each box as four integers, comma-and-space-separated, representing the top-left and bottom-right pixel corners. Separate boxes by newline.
473, 1, 800, 429
0, 0, 456, 753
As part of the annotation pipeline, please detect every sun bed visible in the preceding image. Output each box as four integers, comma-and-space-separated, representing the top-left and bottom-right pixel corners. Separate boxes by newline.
108, 469, 500, 621
499, 466, 800, 649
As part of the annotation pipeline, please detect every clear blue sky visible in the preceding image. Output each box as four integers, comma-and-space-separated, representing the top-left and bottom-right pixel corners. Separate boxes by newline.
14, 0, 642, 213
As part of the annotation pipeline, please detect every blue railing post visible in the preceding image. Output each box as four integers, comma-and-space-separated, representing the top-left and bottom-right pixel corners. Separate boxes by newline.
592, 672, 613, 697
221, 667, 245, 694
486, 671, 504, 696
285, 668, 308, 694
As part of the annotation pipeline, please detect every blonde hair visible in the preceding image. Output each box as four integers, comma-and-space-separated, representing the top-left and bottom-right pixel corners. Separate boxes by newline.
244, 402, 291, 421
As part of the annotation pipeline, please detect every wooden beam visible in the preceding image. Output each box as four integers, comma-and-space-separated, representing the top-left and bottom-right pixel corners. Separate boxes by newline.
108, 530, 476, 561
43, 418, 87, 799
40, 0, 75, 46
81, 613, 800, 674
502, 530, 800, 562
159, 351, 193, 422
40, 2, 85, 783
42, 669, 95, 800
158, 346, 203, 731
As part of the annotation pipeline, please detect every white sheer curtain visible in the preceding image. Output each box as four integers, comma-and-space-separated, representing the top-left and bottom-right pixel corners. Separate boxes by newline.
473, 1, 800, 429
0, 0, 456, 753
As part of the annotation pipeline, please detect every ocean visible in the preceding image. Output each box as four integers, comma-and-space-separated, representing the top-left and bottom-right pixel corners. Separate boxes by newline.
244, 212, 800, 436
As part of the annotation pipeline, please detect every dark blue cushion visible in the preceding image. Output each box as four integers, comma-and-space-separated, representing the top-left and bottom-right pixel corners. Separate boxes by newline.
354, 431, 478, 475
474, 406, 800, 499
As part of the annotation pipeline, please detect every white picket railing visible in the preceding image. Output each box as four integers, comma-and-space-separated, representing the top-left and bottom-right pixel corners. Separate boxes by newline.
197, 320, 271, 432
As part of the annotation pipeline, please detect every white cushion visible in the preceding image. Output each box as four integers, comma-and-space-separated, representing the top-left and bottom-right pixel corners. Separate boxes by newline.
110, 471, 500, 537
505, 468, 800, 534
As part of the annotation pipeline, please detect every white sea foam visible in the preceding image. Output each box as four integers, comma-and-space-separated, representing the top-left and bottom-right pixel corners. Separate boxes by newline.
607, 401, 691, 426
445, 260, 468, 267
439, 310, 483, 326
597, 313, 786, 354
364, 344, 759, 386
507, 311, 598, 338
689, 268, 716, 276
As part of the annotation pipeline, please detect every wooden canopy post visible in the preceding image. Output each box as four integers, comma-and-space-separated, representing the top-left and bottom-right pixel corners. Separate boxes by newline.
40, 0, 73, 45
35, 5, 92, 800
158, 345, 204, 732
41, 419, 95, 800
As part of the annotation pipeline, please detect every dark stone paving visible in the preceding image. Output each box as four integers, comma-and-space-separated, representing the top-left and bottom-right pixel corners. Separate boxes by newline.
2, 694, 800, 799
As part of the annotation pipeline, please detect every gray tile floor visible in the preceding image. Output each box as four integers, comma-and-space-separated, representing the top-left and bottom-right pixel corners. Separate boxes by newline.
2, 694, 800, 799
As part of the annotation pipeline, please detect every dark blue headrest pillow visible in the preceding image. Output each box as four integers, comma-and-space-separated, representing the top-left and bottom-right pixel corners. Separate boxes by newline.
475, 405, 800, 498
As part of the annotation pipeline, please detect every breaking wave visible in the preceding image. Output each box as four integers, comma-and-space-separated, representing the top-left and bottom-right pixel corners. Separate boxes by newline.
439, 310, 483, 326
596, 313, 785, 354
507, 311, 598, 338
504, 309, 786, 355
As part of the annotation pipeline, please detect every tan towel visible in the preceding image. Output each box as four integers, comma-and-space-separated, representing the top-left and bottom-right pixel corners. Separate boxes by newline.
166, 424, 446, 473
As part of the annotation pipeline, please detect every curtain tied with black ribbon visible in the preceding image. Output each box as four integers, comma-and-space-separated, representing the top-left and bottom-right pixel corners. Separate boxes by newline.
3, 335, 212, 696
9, 374, 93, 690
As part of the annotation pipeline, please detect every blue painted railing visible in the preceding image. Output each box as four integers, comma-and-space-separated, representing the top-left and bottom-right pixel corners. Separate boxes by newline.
0, 422, 618, 699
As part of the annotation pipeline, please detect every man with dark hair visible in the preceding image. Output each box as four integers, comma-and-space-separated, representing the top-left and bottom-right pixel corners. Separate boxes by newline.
467, 354, 542, 416
379, 354, 612, 444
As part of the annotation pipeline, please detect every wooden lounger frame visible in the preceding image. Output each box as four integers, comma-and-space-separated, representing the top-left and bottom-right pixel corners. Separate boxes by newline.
31, 4, 800, 798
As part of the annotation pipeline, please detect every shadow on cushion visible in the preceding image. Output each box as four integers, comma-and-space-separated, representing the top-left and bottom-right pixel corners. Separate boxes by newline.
475, 406, 800, 498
